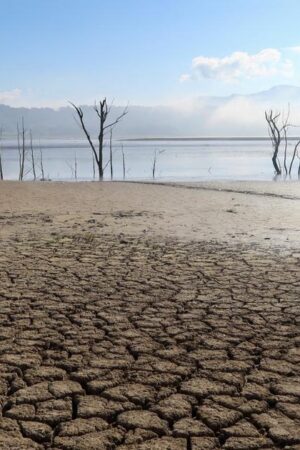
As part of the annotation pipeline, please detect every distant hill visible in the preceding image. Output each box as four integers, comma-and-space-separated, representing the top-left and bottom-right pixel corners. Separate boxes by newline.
1, 85, 300, 139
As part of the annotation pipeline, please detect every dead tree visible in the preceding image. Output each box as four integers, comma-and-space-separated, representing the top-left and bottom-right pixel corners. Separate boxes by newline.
66, 154, 77, 180
74, 153, 78, 181
17, 124, 21, 179
109, 128, 113, 180
30, 130, 36, 180
152, 150, 157, 179
0, 153, 3, 180
121, 145, 126, 180
282, 106, 290, 175
40, 148, 45, 180
152, 149, 165, 180
283, 126, 288, 175
265, 109, 300, 177
70, 99, 128, 180
17, 118, 27, 181
289, 141, 300, 175
92, 156, 96, 180
20, 118, 26, 180
0, 128, 3, 180
265, 110, 282, 175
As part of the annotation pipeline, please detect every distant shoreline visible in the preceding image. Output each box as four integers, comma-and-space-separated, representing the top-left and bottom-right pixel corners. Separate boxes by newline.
120, 136, 300, 142
2, 136, 300, 150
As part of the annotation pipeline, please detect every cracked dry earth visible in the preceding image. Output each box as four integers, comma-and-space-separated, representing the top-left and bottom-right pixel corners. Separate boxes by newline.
0, 231, 300, 450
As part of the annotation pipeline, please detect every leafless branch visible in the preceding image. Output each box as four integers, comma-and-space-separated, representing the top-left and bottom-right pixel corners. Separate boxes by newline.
69, 102, 99, 165
70, 99, 128, 180
289, 140, 300, 175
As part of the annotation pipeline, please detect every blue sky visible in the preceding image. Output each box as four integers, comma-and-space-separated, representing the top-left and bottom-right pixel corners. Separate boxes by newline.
1, 0, 300, 107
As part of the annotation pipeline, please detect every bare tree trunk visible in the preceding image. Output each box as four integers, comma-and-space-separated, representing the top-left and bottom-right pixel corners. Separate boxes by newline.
98, 120, 104, 181
109, 128, 113, 180
74, 153, 77, 181
30, 130, 36, 180
70, 100, 127, 181
17, 118, 26, 181
97, 144, 102, 180
283, 127, 288, 175
17, 124, 21, 180
0, 128, 3, 180
289, 140, 300, 175
40, 148, 45, 180
265, 111, 282, 175
272, 144, 281, 175
152, 150, 157, 179
121, 145, 126, 180
19, 118, 26, 181
0, 153, 3, 180
92, 156, 96, 180
282, 106, 290, 175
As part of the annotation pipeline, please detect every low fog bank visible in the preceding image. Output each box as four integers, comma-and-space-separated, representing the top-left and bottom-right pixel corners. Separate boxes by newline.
1, 85, 300, 139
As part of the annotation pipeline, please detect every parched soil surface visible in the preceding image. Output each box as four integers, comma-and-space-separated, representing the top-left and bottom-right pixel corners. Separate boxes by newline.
0, 228, 300, 449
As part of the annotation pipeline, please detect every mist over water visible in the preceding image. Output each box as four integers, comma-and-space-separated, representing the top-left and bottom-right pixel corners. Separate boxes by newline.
0, 139, 299, 181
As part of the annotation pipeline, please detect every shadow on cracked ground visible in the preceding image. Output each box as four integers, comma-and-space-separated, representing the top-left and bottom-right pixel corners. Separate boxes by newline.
0, 231, 300, 450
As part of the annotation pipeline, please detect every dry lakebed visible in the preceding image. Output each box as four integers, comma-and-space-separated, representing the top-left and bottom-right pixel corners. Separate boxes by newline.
0, 180, 299, 450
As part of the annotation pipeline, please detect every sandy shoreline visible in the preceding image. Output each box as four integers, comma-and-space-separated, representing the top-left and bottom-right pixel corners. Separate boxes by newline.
0, 181, 299, 449
0, 180, 299, 248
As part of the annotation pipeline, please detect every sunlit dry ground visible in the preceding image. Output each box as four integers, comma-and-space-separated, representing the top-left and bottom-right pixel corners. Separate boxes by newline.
0, 181, 299, 449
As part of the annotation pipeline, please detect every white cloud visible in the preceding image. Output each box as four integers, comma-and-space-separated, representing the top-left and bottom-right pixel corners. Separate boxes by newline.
0, 88, 67, 109
0, 88, 22, 104
179, 73, 191, 82
182, 48, 293, 82
286, 46, 300, 54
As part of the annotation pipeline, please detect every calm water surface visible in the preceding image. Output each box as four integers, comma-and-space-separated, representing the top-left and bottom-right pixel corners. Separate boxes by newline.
0, 139, 299, 181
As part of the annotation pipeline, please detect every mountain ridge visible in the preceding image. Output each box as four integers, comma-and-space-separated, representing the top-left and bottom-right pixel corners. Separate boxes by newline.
1, 85, 300, 138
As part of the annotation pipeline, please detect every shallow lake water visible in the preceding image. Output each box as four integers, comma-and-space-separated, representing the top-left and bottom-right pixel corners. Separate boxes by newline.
0, 139, 299, 181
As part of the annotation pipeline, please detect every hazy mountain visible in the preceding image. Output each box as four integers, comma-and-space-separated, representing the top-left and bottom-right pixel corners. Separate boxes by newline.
249, 85, 300, 103
1, 85, 300, 139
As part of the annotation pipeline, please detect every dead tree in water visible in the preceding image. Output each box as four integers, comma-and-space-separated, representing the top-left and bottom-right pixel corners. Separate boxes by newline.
121, 145, 126, 180
152, 149, 165, 180
30, 130, 36, 180
152, 150, 157, 179
265, 110, 282, 175
265, 109, 300, 176
66, 153, 78, 180
289, 141, 300, 175
0, 128, 3, 180
0, 153, 3, 180
17, 124, 21, 178
70, 99, 128, 180
40, 148, 45, 180
92, 156, 96, 180
16, 118, 29, 181
282, 106, 290, 175
109, 128, 113, 180
74, 153, 78, 180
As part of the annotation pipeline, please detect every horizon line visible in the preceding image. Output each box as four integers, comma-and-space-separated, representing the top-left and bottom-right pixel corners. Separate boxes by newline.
120, 136, 300, 142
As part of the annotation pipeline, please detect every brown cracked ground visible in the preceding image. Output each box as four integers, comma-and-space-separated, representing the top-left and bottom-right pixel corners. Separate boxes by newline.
0, 182, 299, 450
